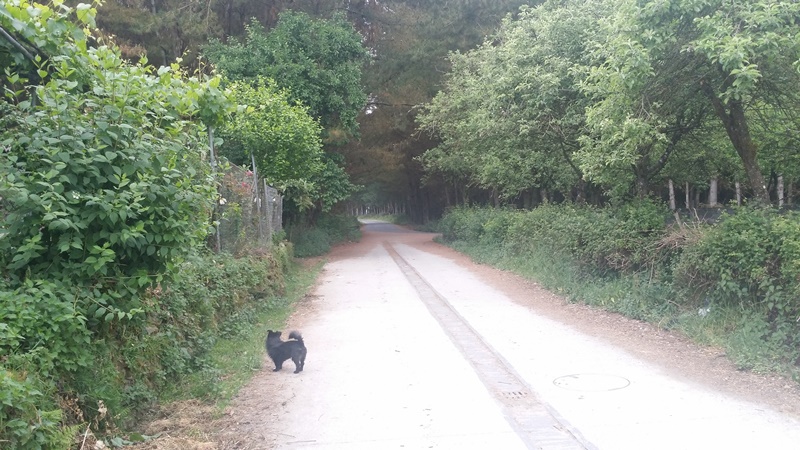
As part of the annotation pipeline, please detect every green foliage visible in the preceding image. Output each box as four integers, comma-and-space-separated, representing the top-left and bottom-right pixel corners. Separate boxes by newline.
578, 0, 800, 203
310, 153, 360, 213
1, 73, 216, 282
174, 255, 319, 407
417, 0, 800, 206
316, 214, 362, 244
673, 208, 800, 315
727, 311, 800, 373
1, 2, 228, 330
498, 201, 668, 275
219, 78, 324, 185
0, 280, 92, 377
204, 11, 368, 137
291, 228, 332, 258
418, 0, 608, 200
437, 206, 509, 243
217, 80, 357, 216
289, 214, 361, 257
0, 0, 98, 72
118, 249, 290, 402
0, 369, 76, 450
0, 1, 278, 446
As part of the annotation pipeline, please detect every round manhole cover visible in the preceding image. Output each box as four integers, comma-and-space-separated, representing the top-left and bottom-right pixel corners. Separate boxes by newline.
553, 373, 630, 392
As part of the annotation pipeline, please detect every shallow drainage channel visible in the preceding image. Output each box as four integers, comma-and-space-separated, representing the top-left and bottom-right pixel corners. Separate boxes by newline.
384, 243, 594, 450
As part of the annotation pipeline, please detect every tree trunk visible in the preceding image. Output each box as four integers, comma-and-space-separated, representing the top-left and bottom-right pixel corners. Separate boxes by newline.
685, 182, 691, 209
668, 179, 676, 211
635, 176, 648, 199
736, 181, 742, 206
708, 177, 718, 207
522, 190, 532, 209
575, 178, 587, 205
778, 175, 785, 208
703, 85, 770, 204
634, 156, 649, 199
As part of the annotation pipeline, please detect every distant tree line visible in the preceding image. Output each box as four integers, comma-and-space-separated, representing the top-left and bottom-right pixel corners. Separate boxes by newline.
418, 0, 800, 210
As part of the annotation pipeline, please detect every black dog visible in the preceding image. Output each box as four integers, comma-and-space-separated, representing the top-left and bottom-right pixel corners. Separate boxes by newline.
266, 330, 306, 373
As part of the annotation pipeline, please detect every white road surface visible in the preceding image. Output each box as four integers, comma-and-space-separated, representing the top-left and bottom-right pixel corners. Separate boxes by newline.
265, 222, 800, 449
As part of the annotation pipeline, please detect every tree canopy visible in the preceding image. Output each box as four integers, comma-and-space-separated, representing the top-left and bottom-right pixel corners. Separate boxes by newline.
418, 0, 609, 203
579, 0, 800, 204
29, 0, 800, 215
204, 10, 369, 139
418, 0, 800, 207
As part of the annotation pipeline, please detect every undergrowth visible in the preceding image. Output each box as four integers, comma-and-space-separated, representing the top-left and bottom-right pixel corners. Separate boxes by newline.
0, 244, 297, 448
159, 258, 322, 411
288, 213, 361, 257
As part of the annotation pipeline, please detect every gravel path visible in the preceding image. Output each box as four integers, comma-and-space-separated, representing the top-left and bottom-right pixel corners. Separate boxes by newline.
223, 222, 800, 450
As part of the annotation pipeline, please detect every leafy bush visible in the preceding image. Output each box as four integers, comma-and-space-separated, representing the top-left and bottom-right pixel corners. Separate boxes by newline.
478, 208, 521, 246
316, 214, 362, 243
292, 228, 332, 257
289, 214, 361, 257
115, 248, 290, 406
726, 312, 800, 372
437, 206, 498, 242
0, 369, 75, 450
0, 1, 298, 446
671, 207, 800, 369
0, 56, 218, 316
673, 208, 800, 310
0, 280, 92, 377
497, 201, 668, 275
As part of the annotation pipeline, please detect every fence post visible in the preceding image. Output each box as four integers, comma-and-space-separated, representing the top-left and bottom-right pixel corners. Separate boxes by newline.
209, 126, 221, 253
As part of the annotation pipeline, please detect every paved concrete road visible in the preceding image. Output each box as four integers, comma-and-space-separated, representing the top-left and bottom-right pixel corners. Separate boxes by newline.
265, 222, 800, 449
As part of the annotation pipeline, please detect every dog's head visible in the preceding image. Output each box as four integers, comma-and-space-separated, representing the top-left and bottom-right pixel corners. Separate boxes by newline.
267, 330, 282, 339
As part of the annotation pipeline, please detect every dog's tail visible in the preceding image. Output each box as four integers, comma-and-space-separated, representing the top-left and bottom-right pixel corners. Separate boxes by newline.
288, 330, 303, 342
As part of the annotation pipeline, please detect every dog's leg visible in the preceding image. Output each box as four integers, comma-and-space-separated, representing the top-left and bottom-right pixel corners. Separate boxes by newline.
292, 356, 302, 373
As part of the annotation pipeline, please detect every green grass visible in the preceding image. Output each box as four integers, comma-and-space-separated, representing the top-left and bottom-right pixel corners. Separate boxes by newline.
162, 259, 324, 411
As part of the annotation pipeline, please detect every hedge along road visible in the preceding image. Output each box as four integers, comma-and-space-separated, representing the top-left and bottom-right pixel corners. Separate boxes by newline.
235, 221, 800, 449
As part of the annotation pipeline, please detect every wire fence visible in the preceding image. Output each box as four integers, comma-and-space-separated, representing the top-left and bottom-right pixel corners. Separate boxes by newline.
209, 163, 283, 255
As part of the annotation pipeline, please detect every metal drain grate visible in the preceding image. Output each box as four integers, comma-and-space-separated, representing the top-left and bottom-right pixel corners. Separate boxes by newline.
502, 390, 529, 400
